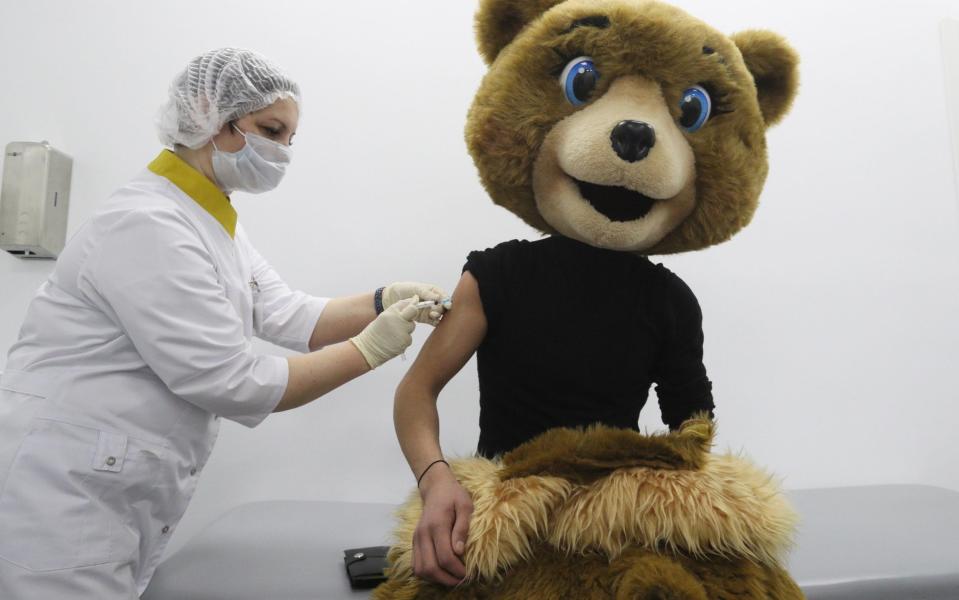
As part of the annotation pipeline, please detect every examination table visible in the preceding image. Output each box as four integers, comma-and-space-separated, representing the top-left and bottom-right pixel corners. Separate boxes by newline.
141, 484, 959, 599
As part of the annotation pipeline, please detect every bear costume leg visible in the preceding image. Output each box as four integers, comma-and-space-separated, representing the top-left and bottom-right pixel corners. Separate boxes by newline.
611, 552, 707, 600
682, 556, 805, 600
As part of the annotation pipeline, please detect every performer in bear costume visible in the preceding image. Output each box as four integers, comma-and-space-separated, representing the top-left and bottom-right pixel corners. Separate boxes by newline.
384, 0, 801, 597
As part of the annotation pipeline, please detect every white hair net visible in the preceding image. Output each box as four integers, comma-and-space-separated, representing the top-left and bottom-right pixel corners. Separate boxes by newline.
156, 48, 300, 149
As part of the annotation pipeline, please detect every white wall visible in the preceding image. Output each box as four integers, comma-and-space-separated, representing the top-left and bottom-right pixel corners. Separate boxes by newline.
1, 0, 958, 558
945, 19, 959, 209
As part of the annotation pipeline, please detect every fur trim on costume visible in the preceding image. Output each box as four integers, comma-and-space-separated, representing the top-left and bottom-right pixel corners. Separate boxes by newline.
384, 418, 797, 585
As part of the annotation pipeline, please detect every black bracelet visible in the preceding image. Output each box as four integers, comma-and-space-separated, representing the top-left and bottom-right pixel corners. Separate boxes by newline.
416, 459, 449, 488
374, 287, 385, 314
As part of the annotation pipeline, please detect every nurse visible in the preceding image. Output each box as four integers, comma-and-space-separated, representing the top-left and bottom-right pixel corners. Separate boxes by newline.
0, 48, 446, 598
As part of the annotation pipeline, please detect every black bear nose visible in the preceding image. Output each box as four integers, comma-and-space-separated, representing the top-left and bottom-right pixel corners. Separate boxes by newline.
610, 120, 656, 163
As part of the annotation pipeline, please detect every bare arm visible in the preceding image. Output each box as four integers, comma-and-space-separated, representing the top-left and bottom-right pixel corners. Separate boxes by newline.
274, 341, 372, 412
278, 282, 447, 414
277, 291, 424, 413
308, 292, 377, 351
394, 271, 487, 483
394, 271, 487, 586
308, 281, 449, 351
268, 292, 377, 412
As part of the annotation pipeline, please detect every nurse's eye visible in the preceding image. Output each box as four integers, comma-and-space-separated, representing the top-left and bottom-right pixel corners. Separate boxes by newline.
559, 56, 599, 107
678, 85, 712, 132
258, 123, 282, 138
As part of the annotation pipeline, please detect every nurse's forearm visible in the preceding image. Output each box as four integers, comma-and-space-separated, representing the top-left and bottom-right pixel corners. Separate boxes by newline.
308, 293, 377, 350
275, 342, 371, 411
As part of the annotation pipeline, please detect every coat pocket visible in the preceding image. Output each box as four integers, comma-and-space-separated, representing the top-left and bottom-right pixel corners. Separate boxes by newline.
0, 418, 143, 572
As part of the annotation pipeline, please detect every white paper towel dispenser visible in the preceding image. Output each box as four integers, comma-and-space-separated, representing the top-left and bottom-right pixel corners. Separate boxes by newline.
0, 141, 73, 259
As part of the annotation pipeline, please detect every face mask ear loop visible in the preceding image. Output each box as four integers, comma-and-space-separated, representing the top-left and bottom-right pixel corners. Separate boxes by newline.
212, 122, 248, 155
228, 122, 251, 154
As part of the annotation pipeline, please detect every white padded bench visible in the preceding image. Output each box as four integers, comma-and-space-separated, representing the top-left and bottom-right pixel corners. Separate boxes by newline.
786, 485, 959, 599
141, 485, 959, 599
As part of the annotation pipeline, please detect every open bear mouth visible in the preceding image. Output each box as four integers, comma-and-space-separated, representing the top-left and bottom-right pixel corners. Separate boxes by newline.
574, 178, 657, 222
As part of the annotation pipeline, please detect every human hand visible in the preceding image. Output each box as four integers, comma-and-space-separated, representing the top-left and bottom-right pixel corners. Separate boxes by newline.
383, 282, 449, 326
413, 464, 474, 586
349, 297, 418, 369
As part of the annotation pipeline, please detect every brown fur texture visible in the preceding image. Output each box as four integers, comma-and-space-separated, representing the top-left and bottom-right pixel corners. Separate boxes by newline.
377, 545, 803, 600
374, 419, 804, 599
499, 418, 713, 483
729, 30, 800, 126
475, 0, 567, 64
465, 0, 800, 254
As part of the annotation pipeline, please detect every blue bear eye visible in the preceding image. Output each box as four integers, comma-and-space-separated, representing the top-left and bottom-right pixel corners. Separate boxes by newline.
559, 56, 599, 106
678, 85, 712, 132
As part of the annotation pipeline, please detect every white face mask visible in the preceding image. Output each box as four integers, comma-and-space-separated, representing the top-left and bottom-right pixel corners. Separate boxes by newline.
211, 124, 292, 194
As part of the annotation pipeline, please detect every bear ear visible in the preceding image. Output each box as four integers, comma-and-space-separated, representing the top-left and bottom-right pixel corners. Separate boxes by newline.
476, 0, 567, 64
730, 30, 800, 127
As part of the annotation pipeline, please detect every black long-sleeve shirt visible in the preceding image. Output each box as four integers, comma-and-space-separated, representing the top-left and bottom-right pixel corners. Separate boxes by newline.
463, 235, 714, 458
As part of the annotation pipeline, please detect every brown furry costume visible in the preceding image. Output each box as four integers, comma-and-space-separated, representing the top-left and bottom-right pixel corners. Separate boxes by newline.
375, 418, 804, 599
380, 0, 801, 596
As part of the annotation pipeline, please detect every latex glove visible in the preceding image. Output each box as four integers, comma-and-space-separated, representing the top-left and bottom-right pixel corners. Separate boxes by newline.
383, 282, 449, 326
350, 297, 419, 369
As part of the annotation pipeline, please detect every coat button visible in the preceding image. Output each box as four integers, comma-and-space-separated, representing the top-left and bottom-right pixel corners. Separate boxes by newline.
162, 525, 170, 534
106, 457, 117, 466
190, 468, 197, 476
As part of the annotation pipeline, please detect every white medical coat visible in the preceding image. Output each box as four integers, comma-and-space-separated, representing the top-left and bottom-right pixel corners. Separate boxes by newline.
0, 150, 328, 597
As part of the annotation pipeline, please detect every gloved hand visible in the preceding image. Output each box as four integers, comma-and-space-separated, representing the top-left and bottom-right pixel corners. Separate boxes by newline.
350, 297, 419, 369
383, 282, 449, 326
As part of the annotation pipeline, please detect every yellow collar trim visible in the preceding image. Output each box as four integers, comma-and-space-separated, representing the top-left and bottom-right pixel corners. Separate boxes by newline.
148, 150, 237, 238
